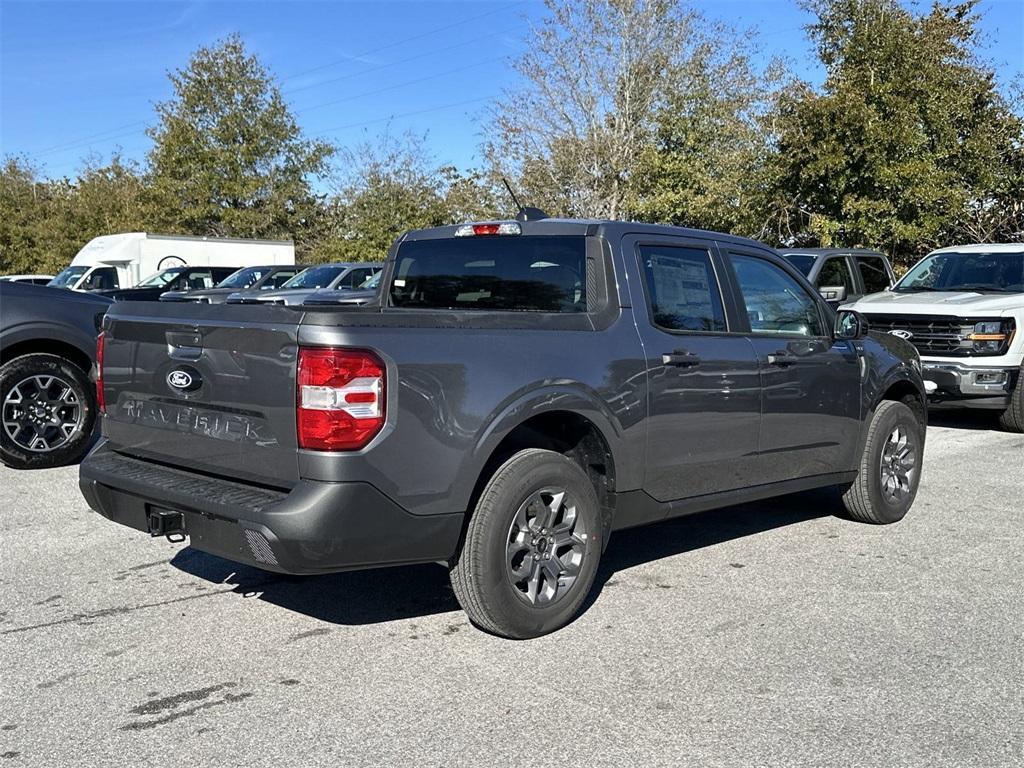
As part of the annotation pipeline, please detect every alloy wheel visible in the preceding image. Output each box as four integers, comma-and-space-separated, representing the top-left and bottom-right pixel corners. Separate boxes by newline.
505, 487, 589, 606
879, 425, 916, 502
2, 374, 83, 453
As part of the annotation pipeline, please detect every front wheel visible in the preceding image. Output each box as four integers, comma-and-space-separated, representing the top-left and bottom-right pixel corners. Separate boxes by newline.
450, 449, 603, 639
0, 354, 96, 470
997, 366, 1024, 433
841, 400, 924, 524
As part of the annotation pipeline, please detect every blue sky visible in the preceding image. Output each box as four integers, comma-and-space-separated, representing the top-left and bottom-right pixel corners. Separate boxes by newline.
1, 0, 1022, 181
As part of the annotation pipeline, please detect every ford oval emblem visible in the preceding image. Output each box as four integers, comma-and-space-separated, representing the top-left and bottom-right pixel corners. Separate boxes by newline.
889, 329, 914, 340
167, 369, 199, 392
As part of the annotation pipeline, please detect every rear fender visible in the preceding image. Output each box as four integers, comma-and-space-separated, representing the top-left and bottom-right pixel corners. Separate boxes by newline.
450, 383, 638, 516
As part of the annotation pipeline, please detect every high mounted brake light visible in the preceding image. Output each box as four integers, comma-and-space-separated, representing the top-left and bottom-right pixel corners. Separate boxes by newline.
454, 222, 522, 237
296, 347, 385, 451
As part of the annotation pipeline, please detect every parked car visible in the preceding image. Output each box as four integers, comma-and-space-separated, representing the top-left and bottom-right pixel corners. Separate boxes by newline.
226, 262, 382, 306
0, 275, 55, 285
781, 248, 896, 306
96, 266, 241, 301
1, 282, 111, 469
845, 243, 1024, 431
302, 271, 382, 306
48, 233, 294, 292
80, 218, 926, 638
159, 264, 301, 303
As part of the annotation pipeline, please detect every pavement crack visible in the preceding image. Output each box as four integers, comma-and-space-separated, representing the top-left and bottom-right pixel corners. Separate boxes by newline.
121, 691, 254, 731
131, 683, 237, 715
0, 588, 237, 635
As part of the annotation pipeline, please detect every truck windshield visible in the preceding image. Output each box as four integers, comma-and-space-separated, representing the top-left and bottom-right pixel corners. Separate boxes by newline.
138, 267, 187, 287
281, 265, 346, 289
49, 266, 89, 287
782, 254, 816, 276
216, 267, 267, 289
390, 236, 588, 312
895, 251, 1024, 293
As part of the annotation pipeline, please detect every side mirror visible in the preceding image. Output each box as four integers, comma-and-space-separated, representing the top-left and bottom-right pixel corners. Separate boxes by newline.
835, 309, 869, 340
819, 285, 847, 302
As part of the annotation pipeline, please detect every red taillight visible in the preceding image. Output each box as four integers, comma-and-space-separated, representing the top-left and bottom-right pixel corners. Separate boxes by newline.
96, 331, 106, 414
296, 347, 385, 451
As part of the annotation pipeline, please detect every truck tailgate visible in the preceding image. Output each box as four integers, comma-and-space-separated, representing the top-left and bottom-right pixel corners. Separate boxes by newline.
101, 302, 301, 488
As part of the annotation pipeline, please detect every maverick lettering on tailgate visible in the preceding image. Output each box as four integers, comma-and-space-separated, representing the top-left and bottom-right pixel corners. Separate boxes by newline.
121, 398, 277, 446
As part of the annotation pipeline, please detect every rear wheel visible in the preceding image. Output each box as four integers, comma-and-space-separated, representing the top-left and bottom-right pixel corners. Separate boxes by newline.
450, 449, 603, 639
997, 366, 1024, 433
0, 354, 95, 470
841, 400, 923, 524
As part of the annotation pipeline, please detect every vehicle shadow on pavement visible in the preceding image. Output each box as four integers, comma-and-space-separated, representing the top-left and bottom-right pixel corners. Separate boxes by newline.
170, 488, 835, 629
583, 487, 834, 610
927, 410, 1003, 431
170, 547, 459, 625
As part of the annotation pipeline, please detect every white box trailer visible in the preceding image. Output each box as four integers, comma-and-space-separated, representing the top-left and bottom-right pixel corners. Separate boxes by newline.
48, 233, 295, 291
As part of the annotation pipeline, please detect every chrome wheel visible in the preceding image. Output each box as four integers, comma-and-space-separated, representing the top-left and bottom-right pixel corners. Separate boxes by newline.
2, 374, 83, 453
879, 425, 916, 502
506, 487, 589, 606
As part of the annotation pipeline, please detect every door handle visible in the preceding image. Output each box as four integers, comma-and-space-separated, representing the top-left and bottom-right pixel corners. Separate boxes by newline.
662, 351, 701, 367
767, 350, 797, 366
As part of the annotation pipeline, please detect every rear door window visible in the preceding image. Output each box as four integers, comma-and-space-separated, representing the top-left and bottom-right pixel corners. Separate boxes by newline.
637, 244, 726, 332
337, 267, 377, 290
391, 236, 587, 312
266, 270, 297, 288
856, 256, 892, 293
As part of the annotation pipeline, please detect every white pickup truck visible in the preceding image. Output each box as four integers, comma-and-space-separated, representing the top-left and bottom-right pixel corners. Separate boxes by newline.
846, 244, 1023, 431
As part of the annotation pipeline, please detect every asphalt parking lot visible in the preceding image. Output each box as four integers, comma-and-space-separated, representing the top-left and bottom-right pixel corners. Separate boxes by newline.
1, 412, 1022, 767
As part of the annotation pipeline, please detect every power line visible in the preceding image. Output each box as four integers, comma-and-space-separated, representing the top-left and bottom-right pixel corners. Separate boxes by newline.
279, 1, 524, 83
31, 6, 526, 162
311, 96, 493, 136
283, 29, 511, 97
34, 121, 147, 156
295, 55, 508, 116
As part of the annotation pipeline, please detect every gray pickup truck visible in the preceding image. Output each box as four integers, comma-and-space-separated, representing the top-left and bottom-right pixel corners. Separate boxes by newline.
80, 219, 926, 638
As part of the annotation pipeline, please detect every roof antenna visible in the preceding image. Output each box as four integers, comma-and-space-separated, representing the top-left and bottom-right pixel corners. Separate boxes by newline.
502, 177, 549, 222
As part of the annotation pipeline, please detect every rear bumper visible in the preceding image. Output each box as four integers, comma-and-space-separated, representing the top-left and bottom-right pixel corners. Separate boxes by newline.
922, 361, 1018, 409
79, 441, 464, 575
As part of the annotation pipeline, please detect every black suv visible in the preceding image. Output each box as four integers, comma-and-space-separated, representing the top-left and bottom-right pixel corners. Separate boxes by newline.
81, 219, 927, 638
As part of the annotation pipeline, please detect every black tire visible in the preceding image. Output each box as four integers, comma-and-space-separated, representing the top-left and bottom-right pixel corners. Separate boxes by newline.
0, 353, 96, 470
997, 366, 1024, 433
841, 400, 923, 524
450, 449, 603, 639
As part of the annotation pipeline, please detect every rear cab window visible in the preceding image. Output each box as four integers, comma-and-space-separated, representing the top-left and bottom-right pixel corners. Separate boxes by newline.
390, 236, 588, 313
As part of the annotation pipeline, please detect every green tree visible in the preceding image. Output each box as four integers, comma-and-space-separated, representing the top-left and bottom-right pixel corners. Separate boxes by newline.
319, 132, 498, 262
486, 0, 701, 219
146, 34, 333, 257
0, 154, 148, 275
629, 33, 779, 235
766, 0, 1024, 266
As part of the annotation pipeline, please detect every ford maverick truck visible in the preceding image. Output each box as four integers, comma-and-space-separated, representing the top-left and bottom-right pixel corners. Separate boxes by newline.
80, 219, 926, 638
